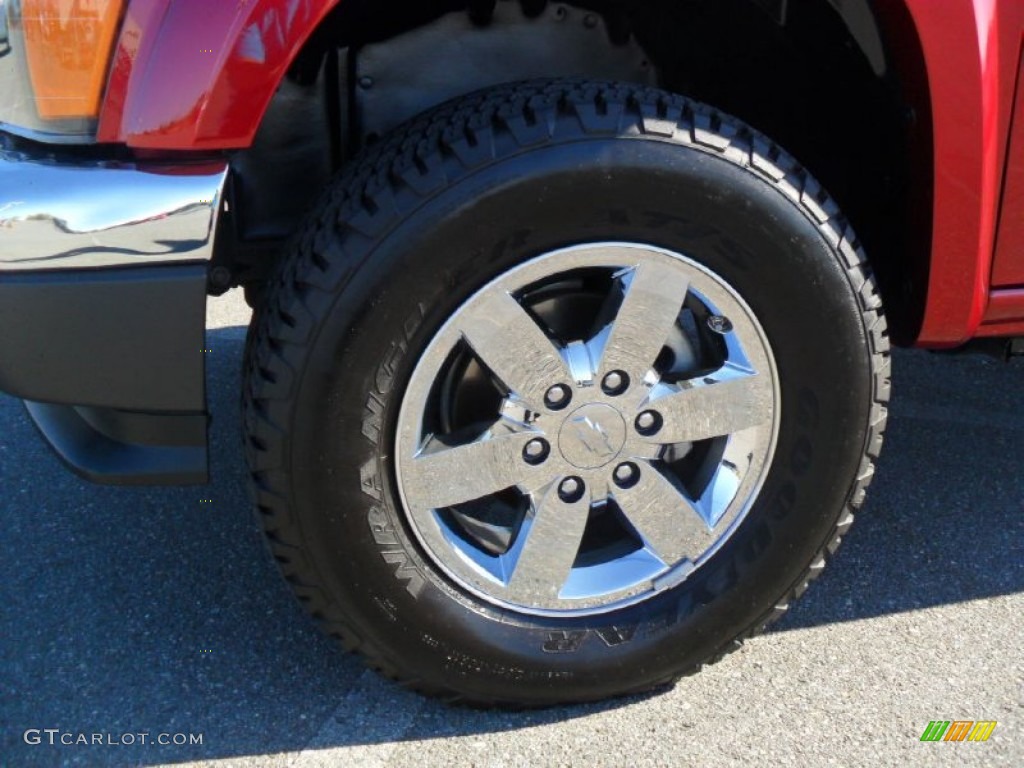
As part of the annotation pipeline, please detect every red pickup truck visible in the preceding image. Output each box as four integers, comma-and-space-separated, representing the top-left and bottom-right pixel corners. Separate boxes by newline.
1, 0, 1021, 706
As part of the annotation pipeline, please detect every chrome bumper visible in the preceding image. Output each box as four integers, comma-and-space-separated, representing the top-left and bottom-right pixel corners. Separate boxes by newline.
0, 144, 228, 271
0, 137, 228, 485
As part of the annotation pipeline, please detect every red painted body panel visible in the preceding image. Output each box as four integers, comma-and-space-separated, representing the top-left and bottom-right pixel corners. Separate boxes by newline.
95, 0, 1024, 344
991, 44, 1024, 286
900, 0, 1024, 345
982, 288, 1024, 321
978, 287, 1024, 335
97, 0, 340, 149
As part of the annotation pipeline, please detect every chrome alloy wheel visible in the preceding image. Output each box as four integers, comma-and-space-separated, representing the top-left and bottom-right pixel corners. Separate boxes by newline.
395, 243, 780, 615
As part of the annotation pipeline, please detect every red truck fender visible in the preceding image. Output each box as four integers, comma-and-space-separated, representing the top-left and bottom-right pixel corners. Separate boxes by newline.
97, 0, 341, 151
898, 0, 1024, 344
96, 0, 1024, 345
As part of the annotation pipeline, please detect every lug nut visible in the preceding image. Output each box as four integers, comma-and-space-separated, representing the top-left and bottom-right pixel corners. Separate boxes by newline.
558, 477, 585, 503
707, 315, 733, 334
635, 410, 663, 436
601, 370, 629, 396
544, 384, 572, 411
613, 462, 640, 489
523, 438, 550, 465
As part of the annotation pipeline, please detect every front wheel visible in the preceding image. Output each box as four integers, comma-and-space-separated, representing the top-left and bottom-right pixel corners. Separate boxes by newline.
244, 80, 890, 706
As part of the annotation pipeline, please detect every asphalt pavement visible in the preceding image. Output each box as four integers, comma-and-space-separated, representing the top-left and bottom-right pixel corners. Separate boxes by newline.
2, 290, 1021, 767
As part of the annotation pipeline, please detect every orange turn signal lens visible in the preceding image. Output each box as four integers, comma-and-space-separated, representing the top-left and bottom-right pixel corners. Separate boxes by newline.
21, 0, 125, 120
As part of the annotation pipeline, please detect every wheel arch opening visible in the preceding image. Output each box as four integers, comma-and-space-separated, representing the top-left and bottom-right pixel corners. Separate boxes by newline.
230, 0, 932, 343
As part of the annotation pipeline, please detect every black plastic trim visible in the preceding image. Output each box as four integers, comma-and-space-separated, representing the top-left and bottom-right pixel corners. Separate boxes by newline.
24, 401, 208, 485
0, 264, 207, 411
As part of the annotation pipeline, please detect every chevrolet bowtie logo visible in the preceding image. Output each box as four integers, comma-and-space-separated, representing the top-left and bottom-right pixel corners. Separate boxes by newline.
570, 415, 615, 457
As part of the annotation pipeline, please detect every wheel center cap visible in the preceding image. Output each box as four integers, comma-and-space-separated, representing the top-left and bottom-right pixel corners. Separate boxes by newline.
558, 403, 627, 469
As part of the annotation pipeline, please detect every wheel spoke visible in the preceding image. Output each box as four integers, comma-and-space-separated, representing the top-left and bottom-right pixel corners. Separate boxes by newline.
611, 463, 714, 565
458, 290, 570, 410
402, 429, 544, 510
599, 261, 690, 378
644, 371, 773, 445
393, 243, 781, 613
506, 482, 591, 602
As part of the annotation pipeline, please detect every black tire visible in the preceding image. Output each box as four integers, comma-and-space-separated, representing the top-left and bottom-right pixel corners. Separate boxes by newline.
244, 79, 890, 706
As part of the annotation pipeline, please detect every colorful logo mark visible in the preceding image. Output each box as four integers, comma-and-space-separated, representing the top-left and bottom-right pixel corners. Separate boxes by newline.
920, 721, 997, 742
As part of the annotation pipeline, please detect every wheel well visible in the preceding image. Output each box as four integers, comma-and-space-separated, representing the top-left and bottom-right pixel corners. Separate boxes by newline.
227, 0, 930, 342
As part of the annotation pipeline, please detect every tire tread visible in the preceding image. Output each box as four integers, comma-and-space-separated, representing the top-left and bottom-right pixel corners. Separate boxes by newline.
243, 79, 891, 707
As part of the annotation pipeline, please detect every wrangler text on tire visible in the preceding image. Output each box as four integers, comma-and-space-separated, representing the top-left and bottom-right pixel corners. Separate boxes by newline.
243, 79, 890, 706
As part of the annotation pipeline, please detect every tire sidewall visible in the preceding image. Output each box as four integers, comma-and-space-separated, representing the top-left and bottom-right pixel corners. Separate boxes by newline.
284, 136, 873, 702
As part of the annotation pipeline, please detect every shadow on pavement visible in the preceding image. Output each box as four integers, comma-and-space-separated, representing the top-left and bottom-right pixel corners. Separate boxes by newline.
777, 349, 1024, 631
1, 328, 1020, 766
